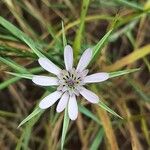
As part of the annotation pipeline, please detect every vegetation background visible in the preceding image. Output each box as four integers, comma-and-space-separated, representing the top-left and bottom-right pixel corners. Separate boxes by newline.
0, 0, 150, 150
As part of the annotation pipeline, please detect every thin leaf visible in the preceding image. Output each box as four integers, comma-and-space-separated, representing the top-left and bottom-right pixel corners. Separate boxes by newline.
16, 109, 44, 150
91, 29, 113, 61
128, 79, 150, 102
0, 16, 45, 58
61, 107, 70, 150
73, 0, 90, 58
0, 110, 19, 118
79, 104, 101, 125
61, 21, 67, 47
21, 36, 45, 58
98, 101, 123, 119
90, 128, 104, 150
0, 77, 20, 90
105, 44, 150, 71
113, 0, 143, 11
6, 72, 33, 80
0, 57, 28, 73
18, 107, 43, 128
109, 68, 140, 78
0, 67, 43, 90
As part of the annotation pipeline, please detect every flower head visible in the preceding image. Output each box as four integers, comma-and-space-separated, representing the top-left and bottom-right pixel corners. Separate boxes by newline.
32, 45, 109, 120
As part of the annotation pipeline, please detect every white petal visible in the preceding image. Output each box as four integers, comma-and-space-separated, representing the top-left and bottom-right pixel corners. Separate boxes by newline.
38, 57, 61, 75
56, 92, 69, 112
32, 75, 59, 86
79, 87, 99, 103
68, 94, 78, 120
64, 45, 73, 71
39, 91, 62, 109
76, 48, 92, 72
84, 73, 109, 83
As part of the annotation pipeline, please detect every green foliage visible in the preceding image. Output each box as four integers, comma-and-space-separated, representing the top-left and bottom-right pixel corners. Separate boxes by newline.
18, 107, 43, 128
73, 0, 90, 59
98, 101, 123, 119
109, 68, 140, 78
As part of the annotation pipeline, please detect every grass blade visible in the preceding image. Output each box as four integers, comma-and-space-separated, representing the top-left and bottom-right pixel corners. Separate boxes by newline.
61, 21, 67, 47
98, 101, 123, 119
61, 107, 70, 150
105, 44, 150, 71
91, 29, 113, 61
90, 128, 104, 150
113, 0, 143, 11
6, 72, 33, 80
109, 68, 140, 78
18, 107, 43, 128
0, 57, 28, 73
0, 16, 45, 58
79, 104, 101, 125
73, 0, 90, 58
21, 36, 45, 58
0, 77, 20, 90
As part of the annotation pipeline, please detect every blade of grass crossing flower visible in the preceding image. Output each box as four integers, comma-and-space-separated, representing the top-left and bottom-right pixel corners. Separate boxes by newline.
109, 68, 140, 78
61, 107, 70, 150
79, 104, 101, 125
61, 21, 67, 47
73, 0, 90, 58
18, 107, 43, 128
0, 16, 46, 58
91, 29, 113, 62
90, 128, 104, 150
98, 101, 123, 119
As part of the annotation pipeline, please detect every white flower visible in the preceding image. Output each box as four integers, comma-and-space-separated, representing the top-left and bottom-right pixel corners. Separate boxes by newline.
32, 45, 109, 120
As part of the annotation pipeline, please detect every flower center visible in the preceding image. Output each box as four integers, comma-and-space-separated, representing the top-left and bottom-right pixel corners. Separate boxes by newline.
60, 69, 82, 89
57, 68, 88, 95
66, 78, 76, 87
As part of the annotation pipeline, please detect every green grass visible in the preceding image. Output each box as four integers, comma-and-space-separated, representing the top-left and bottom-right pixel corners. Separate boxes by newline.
0, 0, 150, 150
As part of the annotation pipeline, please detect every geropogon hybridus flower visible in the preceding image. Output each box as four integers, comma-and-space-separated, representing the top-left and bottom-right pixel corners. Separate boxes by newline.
32, 45, 109, 120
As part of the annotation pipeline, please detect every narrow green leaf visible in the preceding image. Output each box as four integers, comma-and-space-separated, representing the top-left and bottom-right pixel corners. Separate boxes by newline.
21, 36, 45, 58
79, 105, 101, 125
61, 107, 70, 150
0, 16, 46, 58
0, 57, 28, 73
98, 101, 123, 119
90, 128, 104, 150
61, 21, 67, 47
113, 0, 143, 11
6, 72, 33, 80
0, 77, 20, 90
18, 107, 42, 128
73, 0, 90, 58
109, 68, 140, 78
128, 79, 150, 102
0, 67, 43, 90
92, 29, 113, 61
16, 109, 44, 150
0, 110, 19, 118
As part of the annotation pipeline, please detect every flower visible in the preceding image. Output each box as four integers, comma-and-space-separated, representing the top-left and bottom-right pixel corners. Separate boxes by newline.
32, 45, 109, 120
